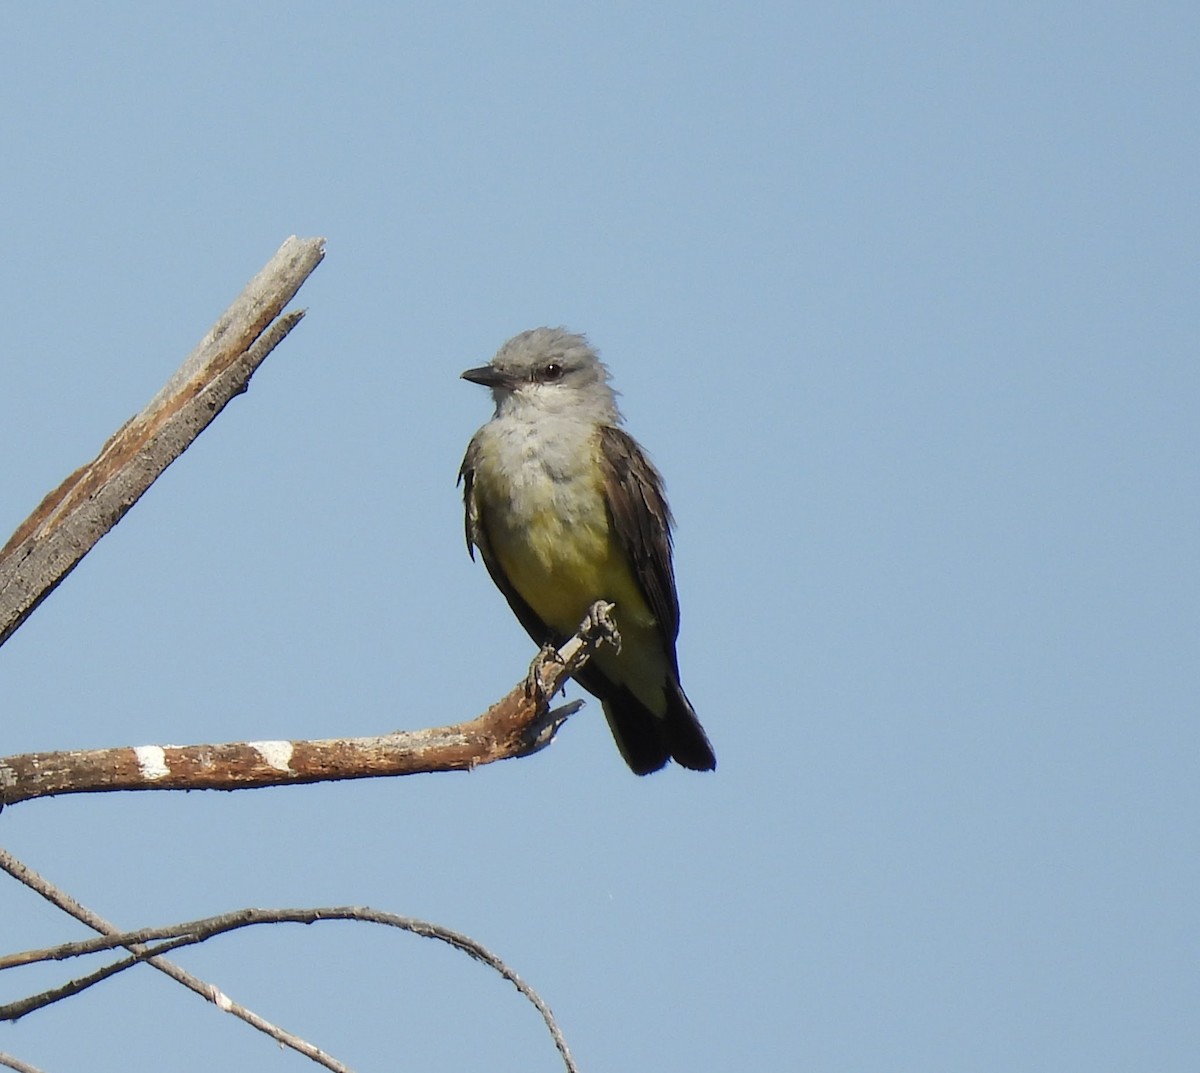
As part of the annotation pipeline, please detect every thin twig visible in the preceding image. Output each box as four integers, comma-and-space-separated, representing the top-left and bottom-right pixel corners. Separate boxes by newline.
0, 847, 351, 1072
0, 905, 579, 1073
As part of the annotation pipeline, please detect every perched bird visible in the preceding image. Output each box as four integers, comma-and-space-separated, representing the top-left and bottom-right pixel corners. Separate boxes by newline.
459, 327, 715, 774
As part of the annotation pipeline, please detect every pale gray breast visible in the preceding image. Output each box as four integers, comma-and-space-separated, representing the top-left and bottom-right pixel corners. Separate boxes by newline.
479, 412, 605, 527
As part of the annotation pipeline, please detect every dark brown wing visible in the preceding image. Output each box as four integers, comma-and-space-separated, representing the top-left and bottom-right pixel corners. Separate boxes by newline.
597, 425, 681, 651
597, 426, 715, 772
458, 437, 556, 646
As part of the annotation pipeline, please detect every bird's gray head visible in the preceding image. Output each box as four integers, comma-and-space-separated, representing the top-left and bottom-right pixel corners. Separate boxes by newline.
461, 327, 621, 424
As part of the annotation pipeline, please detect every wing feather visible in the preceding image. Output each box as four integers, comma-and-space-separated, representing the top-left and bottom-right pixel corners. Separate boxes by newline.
597, 425, 681, 648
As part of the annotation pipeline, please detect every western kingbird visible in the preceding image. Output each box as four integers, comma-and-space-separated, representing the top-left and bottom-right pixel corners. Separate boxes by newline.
459, 327, 716, 775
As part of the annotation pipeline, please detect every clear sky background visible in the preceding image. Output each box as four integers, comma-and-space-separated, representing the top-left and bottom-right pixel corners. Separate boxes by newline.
0, 5, 1196, 1071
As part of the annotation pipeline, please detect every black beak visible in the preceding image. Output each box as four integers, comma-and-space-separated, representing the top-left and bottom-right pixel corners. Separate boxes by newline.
460, 364, 508, 388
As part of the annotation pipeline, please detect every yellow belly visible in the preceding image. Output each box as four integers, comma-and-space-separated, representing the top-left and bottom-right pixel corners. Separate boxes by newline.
494, 503, 653, 636
471, 433, 669, 713
496, 512, 668, 712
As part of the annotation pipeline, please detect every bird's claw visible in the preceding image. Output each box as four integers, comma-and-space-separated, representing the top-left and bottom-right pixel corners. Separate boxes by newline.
583, 600, 622, 655
525, 641, 564, 701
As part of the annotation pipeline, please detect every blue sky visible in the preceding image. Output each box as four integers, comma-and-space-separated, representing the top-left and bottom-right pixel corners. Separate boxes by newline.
1, 4, 1196, 1071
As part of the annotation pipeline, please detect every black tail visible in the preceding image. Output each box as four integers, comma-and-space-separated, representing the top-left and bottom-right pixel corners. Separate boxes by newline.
598, 678, 716, 776
662, 680, 717, 772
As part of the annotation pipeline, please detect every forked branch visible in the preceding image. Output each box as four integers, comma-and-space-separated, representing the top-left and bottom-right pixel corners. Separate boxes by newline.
0, 235, 325, 648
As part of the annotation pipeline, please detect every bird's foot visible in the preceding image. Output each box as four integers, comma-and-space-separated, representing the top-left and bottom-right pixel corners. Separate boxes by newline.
583, 600, 622, 655
525, 641, 564, 701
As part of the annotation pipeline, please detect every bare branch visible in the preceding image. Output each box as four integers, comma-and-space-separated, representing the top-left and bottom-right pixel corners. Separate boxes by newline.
0, 906, 579, 1073
0, 847, 351, 1072
0, 238, 598, 1071
0, 603, 617, 807
0, 235, 325, 649
0, 846, 579, 1072
0, 1052, 49, 1073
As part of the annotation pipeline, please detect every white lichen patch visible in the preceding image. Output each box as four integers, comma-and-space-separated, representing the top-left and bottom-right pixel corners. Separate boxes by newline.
133, 745, 169, 780
250, 740, 294, 773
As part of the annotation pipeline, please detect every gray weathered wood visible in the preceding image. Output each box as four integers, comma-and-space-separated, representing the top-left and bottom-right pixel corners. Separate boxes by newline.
0, 235, 325, 647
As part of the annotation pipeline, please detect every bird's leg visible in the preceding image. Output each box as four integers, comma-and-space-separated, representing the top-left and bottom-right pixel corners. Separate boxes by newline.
524, 602, 622, 702
583, 599, 622, 654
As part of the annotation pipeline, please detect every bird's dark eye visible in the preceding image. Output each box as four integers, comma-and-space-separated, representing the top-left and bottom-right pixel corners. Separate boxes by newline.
542, 362, 563, 381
